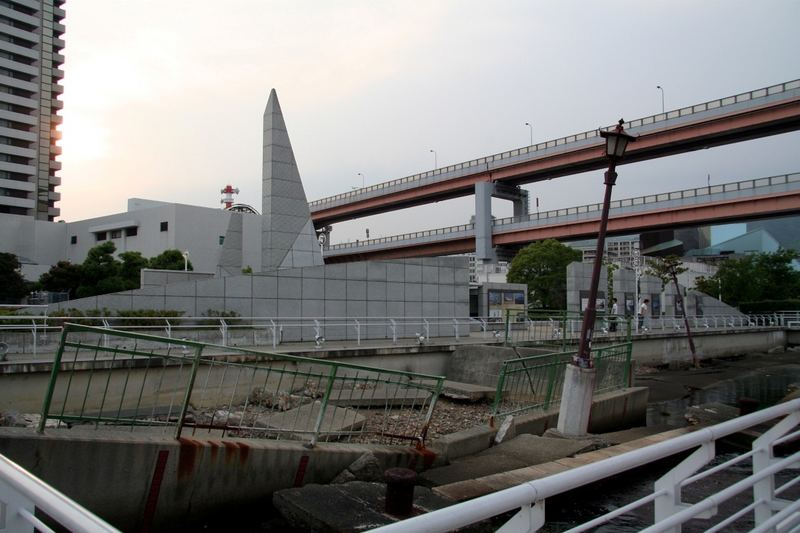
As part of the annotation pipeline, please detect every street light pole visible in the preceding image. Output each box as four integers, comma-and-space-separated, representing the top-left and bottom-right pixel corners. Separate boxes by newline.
429, 149, 437, 169
656, 85, 665, 114
525, 122, 533, 146
358, 172, 365, 188
575, 119, 636, 368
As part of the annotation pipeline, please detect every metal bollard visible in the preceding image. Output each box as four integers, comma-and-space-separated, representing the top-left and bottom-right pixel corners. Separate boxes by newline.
384, 467, 416, 517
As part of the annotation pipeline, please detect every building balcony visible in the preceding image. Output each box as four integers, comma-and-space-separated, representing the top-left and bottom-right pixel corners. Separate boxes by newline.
0, 126, 36, 142
49, 160, 61, 171
0, 92, 37, 110
0, 6, 38, 27
0, 74, 38, 93
0, 161, 35, 174
0, 108, 36, 125
0, 177, 34, 192
49, 174, 61, 185
0, 38, 38, 61
0, 195, 35, 210
0, 144, 35, 159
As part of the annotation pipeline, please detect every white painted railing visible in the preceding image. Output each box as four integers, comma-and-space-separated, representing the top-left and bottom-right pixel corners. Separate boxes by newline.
371, 398, 800, 532
0, 315, 495, 356
0, 453, 118, 532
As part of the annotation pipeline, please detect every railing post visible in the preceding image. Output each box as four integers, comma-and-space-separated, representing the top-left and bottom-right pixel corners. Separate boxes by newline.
504, 309, 511, 344
390, 319, 397, 344
309, 364, 338, 448
654, 442, 716, 530
752, 410, 800, 526
355, 320, 361, 346
452, 318, 458, 340
175, 344, 205, 440
165, 319, 171, 338
219, 319, 228, 346
490, 362, 509, 426
31, 319, 37, 357
424, 319, 430, 341
38, 326, 71, 433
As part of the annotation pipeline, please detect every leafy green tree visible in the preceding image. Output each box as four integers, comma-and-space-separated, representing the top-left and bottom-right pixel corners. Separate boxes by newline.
149, 249, 193, 271
649, 255, 697, 367
76, 241, 124, 298
39, 261, 82, 298
0, 252, 28, 302
507, 239, 582, 309
696, 249, 800, 307
119, 251, 149, 289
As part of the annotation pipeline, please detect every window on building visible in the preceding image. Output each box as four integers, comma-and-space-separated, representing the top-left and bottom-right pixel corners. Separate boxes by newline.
95, 232, 106, 242
160, 221, 168, 232
219, 235, 225, 245
125, 227, 137, 237
70, 235, 76, 244
110, 229, 121, 239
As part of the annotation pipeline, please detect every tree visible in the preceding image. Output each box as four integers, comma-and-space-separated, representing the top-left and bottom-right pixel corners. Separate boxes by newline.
507, 239, 582, 309
149, 249, 193, 271
0, 252, 28, 302
119, 251, 149, 289
76, 241, 124, 298
39, 261, 82, 298
695, 249, 800, 307
649, 255, 698, 367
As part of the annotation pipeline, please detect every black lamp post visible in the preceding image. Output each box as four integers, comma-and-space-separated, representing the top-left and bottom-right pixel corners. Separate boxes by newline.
575, 119, 636, 367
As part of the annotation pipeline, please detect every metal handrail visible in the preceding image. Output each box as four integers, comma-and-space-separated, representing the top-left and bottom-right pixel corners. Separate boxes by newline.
371, 398, 800, 532
0, 453, 118, 532
325, 172, 800, 251
310, 79, 800, 209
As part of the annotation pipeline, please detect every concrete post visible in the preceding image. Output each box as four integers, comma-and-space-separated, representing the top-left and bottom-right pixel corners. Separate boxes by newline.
556, 364, 596, 436
474, 182, 496, 261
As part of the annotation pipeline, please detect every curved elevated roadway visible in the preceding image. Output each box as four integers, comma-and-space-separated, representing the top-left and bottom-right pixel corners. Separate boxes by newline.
310, 79, 800, 227
322, 172, 800, 262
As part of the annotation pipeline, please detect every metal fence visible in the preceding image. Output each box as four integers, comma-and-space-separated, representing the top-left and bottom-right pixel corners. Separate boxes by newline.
491, 342, 632, 420
39, 324, 444, 448
0, 315, 493, 357
502, 310, 791, 347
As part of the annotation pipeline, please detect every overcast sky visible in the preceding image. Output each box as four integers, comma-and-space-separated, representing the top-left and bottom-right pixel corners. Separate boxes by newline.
57, 0, 800, 244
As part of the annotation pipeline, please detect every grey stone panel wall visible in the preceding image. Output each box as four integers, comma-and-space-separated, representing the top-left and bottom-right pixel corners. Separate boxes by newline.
50, 258, 469, 343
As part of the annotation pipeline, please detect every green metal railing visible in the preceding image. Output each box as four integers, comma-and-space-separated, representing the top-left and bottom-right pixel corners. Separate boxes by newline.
38, 324, 444, 448
490, 341, 632, 420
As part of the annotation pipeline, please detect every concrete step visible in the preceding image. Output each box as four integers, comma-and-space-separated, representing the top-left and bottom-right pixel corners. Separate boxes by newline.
420, 434, 595, 487
432, 426, 699, 502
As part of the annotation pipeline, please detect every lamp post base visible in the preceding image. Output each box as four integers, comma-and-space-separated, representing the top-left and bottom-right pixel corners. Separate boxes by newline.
556, 364, 597, 436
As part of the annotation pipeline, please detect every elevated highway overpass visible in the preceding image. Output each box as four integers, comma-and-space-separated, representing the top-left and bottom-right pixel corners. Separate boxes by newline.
321, 172, 800, 262
309, 79, 800, 236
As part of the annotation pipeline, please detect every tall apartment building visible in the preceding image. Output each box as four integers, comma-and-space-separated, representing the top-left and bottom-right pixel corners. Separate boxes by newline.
0, 0, 64, 221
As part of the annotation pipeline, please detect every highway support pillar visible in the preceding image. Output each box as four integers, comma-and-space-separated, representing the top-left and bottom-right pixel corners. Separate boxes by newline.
474, 182, 496, 262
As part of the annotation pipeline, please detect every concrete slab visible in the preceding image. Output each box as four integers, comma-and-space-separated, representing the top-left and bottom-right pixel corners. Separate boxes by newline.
420, 434, 593, 487
441, 380, 496, 402
273, 481, 453, 532
258, 403, 365, 441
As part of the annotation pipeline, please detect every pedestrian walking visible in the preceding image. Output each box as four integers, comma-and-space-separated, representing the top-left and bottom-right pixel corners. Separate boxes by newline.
638, 298, 649, 331
609, 298, 618, 332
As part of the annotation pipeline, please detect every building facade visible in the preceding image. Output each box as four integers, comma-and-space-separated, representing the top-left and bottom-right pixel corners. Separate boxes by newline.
0, 0, 64, 221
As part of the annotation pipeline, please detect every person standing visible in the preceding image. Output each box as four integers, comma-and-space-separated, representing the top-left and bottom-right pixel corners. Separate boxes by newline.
609, 298, 618, 332
638, 298, 649, 331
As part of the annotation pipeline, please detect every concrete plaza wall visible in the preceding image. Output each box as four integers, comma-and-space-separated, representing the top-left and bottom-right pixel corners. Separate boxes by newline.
48, 257, 470, 341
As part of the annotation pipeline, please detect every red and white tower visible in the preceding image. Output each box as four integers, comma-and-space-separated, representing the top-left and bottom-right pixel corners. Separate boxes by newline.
220, 185, 239, 209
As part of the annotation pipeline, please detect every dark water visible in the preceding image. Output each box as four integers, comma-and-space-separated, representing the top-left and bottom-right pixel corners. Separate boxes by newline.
647, 365, 800, 427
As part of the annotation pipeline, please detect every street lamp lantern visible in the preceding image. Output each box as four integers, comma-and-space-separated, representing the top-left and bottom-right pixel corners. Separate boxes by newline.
600, 119, 636, 159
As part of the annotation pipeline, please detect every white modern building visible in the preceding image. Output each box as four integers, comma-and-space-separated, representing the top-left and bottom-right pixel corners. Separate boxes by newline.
0, 0, 64, 221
